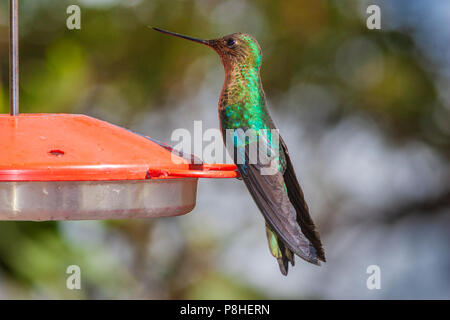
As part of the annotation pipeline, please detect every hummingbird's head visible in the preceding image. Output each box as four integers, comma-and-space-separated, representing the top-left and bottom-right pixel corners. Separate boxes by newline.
152, 28, 262, 70
209, 33, 262, 69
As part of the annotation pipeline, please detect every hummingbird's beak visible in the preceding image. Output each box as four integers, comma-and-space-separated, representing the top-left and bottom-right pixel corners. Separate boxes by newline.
152, 27, 210, 46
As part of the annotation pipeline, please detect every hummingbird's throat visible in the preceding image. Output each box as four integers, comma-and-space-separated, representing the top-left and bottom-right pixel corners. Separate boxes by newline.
223, 63, 261, 104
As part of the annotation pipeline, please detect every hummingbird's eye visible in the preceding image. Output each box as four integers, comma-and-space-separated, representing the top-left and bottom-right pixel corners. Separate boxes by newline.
226, 38, 236, 48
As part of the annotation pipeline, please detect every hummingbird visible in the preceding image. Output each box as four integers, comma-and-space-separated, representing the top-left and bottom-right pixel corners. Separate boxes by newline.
153, 27, 325, 275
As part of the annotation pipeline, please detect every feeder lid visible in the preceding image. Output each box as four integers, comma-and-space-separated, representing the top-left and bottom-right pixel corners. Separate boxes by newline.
0, 114, 238, 181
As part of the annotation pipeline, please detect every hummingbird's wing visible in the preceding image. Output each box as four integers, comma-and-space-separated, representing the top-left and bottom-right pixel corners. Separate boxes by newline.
279, 136, 325, 262
231, 130, 325, 268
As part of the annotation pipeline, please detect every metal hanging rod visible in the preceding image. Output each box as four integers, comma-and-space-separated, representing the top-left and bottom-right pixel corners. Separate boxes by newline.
9, 0, 19, 116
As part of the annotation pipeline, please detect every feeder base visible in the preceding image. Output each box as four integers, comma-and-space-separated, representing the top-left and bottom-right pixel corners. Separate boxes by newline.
0, 178, 197, 221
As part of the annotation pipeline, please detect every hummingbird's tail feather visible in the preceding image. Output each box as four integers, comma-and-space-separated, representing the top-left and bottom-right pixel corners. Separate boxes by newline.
266, 224, 294, 275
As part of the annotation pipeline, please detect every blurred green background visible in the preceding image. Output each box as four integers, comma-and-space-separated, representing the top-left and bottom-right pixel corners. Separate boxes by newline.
0, 0, 449, 299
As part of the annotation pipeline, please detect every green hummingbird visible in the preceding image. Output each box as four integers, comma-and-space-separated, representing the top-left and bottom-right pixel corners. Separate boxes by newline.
153, 27, 325, 275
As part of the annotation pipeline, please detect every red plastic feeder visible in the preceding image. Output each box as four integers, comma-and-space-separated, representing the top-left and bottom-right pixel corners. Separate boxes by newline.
0, 114, 238, 220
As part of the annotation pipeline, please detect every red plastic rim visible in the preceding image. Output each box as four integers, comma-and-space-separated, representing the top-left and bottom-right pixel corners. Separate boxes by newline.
147, 163, 239, 179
